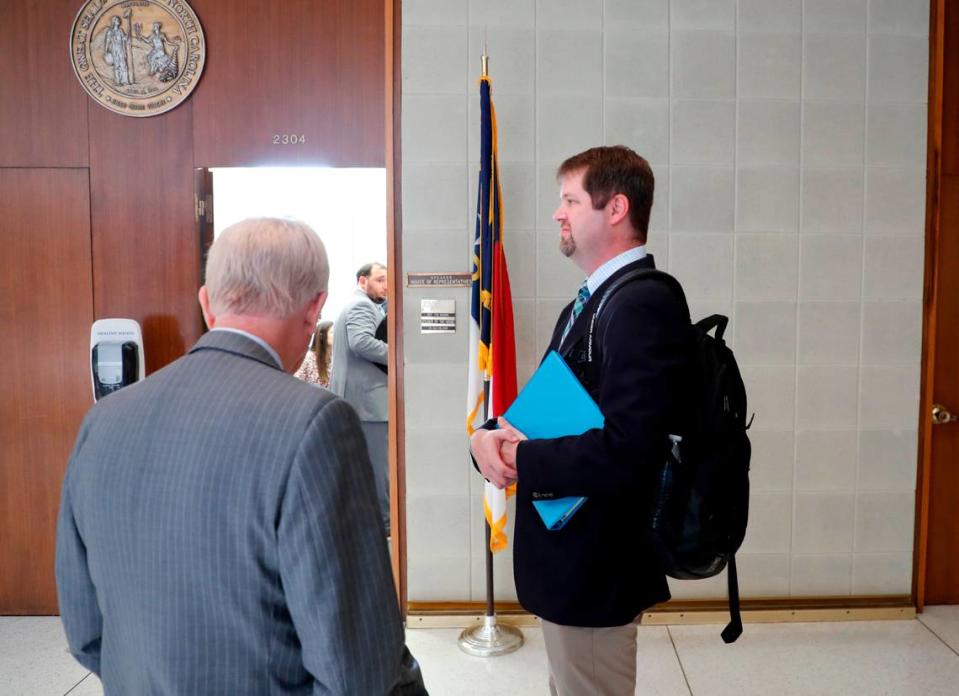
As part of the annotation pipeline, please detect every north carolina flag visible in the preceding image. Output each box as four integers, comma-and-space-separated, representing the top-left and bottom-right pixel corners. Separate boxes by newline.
467, 73, 518, 553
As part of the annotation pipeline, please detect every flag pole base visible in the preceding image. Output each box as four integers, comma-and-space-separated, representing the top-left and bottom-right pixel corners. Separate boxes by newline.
457, 615, 524, 657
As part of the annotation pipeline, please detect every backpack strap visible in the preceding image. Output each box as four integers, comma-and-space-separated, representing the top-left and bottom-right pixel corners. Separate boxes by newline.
562, 267, 689, 363
721, 554, 744, 644
695, 314, 729, 342
594, 268, 687, 319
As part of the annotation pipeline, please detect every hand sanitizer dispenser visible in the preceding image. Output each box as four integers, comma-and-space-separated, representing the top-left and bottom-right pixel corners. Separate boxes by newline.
91, 318, 145, 401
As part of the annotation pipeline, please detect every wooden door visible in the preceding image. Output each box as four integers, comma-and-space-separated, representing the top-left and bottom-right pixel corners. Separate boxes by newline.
918, 0, 959, 606
0, 169, 94, 614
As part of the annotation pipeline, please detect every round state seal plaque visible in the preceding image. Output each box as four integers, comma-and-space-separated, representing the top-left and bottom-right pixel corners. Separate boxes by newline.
70, 0, 206, 117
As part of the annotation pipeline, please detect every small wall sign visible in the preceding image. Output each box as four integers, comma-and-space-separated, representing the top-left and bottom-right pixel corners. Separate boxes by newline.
421, 299, 456, 334
407, 272, 471, 288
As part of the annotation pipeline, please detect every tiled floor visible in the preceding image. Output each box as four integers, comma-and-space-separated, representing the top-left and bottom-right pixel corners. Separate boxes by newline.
2, 608, 958, 695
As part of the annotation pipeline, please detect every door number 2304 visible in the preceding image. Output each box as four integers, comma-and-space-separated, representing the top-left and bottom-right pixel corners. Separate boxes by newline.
272, 134, 306, 145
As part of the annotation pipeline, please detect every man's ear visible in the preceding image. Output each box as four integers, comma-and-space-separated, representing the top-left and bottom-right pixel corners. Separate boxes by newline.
198, 286, 215, 329
607, 193, 630, 226
307, 291, 327, 326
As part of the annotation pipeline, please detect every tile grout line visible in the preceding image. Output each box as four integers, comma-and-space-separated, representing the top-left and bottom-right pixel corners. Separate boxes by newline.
601, 0, 605, 140
916, 617, 959, 660
666, 625, 695, 696
63, 672, 93, 696
731, 0, 739, 353
531, 0, 539, 374
789, 0, 807, 599
665, 0, 672, 272
850, 0, 872, 594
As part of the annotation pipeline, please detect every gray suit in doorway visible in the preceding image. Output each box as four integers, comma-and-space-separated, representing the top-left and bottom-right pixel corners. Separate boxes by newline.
330, 288, 390, 533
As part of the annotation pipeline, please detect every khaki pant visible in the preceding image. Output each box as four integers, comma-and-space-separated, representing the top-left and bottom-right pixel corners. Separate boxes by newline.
541, 619, 637, 696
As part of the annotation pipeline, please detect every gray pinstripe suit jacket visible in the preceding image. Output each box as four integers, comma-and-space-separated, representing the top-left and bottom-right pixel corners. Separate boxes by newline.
56, 330, 405, 695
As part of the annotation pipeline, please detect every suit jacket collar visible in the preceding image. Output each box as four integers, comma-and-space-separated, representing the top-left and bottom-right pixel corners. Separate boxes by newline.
352, 288, 386, 315
553, 254, 657, 354
189, 329, 284, 371
353, 288, 380, 306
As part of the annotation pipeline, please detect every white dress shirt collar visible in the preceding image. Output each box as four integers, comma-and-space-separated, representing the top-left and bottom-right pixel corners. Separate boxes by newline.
210, 328, 283, 369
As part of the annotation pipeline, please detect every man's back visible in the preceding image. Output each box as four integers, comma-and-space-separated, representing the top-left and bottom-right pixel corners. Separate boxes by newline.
57, 330, 402, 695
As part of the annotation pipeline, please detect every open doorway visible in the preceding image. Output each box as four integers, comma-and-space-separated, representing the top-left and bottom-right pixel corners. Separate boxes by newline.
209, 167, 387, 320
196, 165, 398, 577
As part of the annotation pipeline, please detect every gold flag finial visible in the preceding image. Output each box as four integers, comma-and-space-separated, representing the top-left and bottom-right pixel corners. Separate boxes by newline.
482, 26, 489, 77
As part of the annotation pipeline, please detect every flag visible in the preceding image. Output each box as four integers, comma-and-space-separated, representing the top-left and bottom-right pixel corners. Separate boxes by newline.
467, 73, 518, 553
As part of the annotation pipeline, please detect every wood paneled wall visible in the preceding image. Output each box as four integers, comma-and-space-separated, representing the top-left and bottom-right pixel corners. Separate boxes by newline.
0, 0, 387, 613
192, 0, 385, 166
0, 1, 89, 167
0, 169, 94, 612
88, 104, 200, 370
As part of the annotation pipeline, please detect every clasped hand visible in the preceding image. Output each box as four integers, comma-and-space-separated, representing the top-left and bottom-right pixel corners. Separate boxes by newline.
470, 418, 527, 489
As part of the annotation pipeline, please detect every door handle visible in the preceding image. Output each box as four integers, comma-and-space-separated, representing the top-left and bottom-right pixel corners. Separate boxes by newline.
932, 404, 959, 425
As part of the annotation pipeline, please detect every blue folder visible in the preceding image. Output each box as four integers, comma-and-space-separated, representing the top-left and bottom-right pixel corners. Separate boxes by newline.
502, 351, 604, 530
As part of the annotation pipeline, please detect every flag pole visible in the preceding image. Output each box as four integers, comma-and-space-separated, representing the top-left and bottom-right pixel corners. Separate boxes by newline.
458, 45, 523, 658
480, 38, 496, 630
482, 378, 496, 619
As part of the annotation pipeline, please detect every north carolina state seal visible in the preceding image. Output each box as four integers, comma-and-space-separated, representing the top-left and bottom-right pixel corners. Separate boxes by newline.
70, 0, 206, 117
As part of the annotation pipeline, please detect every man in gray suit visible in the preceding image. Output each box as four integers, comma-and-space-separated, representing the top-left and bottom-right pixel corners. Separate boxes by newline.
56, 218, 425, 695
330, 262, 390, 535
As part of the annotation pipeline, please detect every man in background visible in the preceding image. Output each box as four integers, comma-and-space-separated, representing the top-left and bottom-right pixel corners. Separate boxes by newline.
330, 261, 390, 535
57, 218, 424, 694
471, 147, 690, 695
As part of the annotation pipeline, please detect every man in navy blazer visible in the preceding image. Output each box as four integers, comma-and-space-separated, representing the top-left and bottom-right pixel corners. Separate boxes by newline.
56, 218, 425, 694
471, 147, 691, 695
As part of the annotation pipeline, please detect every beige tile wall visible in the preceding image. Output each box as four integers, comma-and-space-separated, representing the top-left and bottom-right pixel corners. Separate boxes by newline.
401, 0, 928, 602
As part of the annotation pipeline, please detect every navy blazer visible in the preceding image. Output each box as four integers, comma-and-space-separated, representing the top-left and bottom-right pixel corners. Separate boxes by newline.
56, 330, 405, 695
513, 255, 691, 627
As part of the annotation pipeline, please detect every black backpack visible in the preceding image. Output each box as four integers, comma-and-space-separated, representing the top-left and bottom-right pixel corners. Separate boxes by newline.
586, 268, 752, 644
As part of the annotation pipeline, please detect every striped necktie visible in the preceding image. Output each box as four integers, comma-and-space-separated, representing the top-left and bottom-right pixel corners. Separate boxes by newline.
560, 282, 591, 345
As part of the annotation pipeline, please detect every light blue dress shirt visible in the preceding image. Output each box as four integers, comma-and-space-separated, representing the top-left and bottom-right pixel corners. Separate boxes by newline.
584, 245, 648, 296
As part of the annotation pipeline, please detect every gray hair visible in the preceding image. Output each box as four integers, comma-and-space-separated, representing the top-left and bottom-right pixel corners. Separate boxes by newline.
205, 217, 329, 318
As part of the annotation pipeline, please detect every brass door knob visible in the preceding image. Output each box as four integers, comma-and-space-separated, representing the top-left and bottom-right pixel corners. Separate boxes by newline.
932, 404, 958, 425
